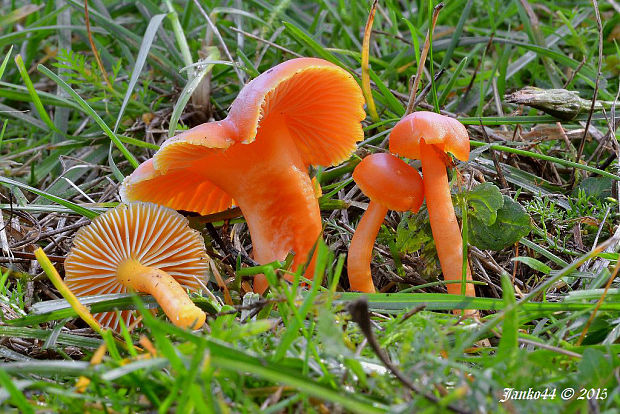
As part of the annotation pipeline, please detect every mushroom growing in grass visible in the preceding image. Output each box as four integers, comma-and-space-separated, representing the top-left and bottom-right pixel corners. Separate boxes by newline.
64, 202, 208, 331
121, 58, 365, 294
389, 111, 475, 298
348, 153, 424, 293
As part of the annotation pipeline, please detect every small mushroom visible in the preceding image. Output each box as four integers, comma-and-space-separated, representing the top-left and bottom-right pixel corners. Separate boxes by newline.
348, 153, 424, 293
121, 58, 365, 294
389, 111, 475, 298
64, 202, 208, 331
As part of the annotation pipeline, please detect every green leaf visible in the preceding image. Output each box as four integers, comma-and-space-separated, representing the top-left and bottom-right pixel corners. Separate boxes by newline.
391, 210, 432, 255
573, 176, 613, 200
469, 196, 531, 250
512, 257, 552, 275
460, 182, 504, 225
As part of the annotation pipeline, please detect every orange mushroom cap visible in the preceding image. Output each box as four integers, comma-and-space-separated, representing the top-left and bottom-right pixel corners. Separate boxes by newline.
120, 159, 234, 216
64, 202, 209, 331
353, 152, 424, 212
122, 57, 365, 214
389, 111, 470, 161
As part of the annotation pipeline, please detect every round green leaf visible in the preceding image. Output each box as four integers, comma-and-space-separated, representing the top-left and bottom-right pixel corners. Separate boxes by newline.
469, 196, 531, 250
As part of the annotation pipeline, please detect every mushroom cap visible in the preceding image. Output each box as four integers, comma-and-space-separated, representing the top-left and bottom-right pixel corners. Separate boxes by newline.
121, 57, 366, 215
120, 159, 234, 215
352, 152, 424, 212
64, 202, 209, 331
152, 57, 366, 173
389, 111, 470, 161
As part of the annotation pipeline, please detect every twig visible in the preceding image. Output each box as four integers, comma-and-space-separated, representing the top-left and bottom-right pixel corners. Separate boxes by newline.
479, 120, 508, 189
563, 56, 586, 88
188, 207, 243, 223
230, 27, 302, 58
517, 338, 581, 359
405, 3, 444, 115
10, 219, 89, 249
11, 251, 65, 263
205, 223, 258, 267
348, 297, 470, 414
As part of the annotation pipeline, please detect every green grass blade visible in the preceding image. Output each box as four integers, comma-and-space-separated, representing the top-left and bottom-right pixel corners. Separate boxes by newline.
438, 56, 468, 107
334, 292, 620, 312
0, 45, 13, 80
114, 13, 166, 133
0, 368, 34, 413
164, 0, 193, 68
12, 52, 59, 134
283, 21, 343, 67
497, 274, 518, 360
139, 311, 389, 414
37, 64, 139, 168
168, 49, 220, 137
470, 140, 620, 181
0, 176, 98, 219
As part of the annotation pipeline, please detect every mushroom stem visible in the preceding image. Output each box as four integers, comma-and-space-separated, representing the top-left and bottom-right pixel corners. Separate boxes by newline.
347, 201, 386, 293
420, 142, 475, 297
197, 116, 322, 294
116, 260, 206, 329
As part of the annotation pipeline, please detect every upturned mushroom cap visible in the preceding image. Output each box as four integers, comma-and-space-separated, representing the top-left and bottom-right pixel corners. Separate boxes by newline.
121, 57, 366, 213
120, 159, 234, 216
352, 152, 424, 212
64, 202, 209, 331
389, 111, 470, 161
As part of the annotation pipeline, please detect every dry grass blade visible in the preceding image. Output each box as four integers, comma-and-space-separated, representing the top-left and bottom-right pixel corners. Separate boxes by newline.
83, 0, 111, 89
361, 0, 379, 123
405, 2, 443, 115
192, 0, 245, 86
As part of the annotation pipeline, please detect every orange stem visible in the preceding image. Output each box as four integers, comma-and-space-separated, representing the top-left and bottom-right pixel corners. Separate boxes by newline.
197, 116, 322, 294
420, 142, 475, 297
348, 201, 386, 293
116, 260, 206, 329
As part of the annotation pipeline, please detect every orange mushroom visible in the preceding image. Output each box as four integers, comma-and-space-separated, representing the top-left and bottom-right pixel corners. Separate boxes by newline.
121, 58, 365, 294
348, 153, 424, 293
64, 202, 208, 331
389, 111, 475, 298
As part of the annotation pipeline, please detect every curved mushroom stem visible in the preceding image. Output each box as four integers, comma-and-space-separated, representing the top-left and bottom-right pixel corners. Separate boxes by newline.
116, 260, 206, 329
347, 201, 386, 293
420, 142, 476, 299
199, 116, 322, 294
